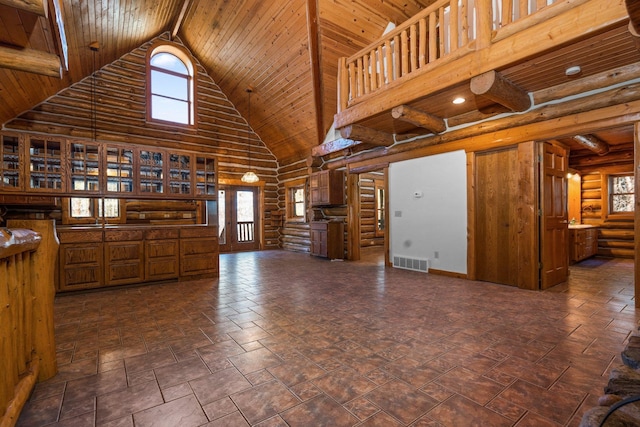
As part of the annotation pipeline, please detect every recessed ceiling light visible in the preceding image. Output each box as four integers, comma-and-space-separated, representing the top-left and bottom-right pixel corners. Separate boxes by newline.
565, 66, 581, 76
452, 97, 466, 105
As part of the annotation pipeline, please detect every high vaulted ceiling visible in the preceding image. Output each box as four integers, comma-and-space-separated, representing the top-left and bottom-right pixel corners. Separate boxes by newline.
0, 0, 438, 164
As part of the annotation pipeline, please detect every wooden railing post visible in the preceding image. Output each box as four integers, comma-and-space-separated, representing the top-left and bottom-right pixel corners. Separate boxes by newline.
337, 57, 349, 112
476, 0, 493, 49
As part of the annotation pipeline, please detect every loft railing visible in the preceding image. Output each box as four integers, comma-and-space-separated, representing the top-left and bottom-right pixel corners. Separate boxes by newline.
337, 0, 573, 112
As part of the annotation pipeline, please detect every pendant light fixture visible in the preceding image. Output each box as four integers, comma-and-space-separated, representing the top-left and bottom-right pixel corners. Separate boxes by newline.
241, 87, 259, 183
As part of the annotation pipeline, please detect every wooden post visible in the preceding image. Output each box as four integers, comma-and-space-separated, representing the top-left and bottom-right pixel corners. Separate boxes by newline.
7, 220, 58, 381
475, 0, 493, 49
337, 57, 349, 112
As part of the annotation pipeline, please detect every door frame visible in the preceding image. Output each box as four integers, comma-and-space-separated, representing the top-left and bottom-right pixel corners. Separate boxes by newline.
218, 178, 264, 252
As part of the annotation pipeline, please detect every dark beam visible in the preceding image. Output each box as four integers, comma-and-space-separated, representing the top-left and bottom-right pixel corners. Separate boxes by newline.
340, 124, 394, 147
171, 0, 193, 39
626, 0, 640, 34
391, 105, 446, 134
306, 0, 324, 145
471, 70, 531, 112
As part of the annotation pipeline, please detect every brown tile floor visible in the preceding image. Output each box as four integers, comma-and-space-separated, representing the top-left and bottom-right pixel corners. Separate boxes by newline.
17, 248, 638, 427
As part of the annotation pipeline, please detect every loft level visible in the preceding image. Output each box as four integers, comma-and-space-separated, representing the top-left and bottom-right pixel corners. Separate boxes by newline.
319, 0, 636, 158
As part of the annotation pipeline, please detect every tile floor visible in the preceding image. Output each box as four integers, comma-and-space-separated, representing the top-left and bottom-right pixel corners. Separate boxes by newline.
17, 248, 638, 427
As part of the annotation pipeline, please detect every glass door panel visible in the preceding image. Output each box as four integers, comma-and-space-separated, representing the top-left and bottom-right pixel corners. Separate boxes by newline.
28, 137, 63, 191
106, 146, 134, 194
138, 149, 164, 194
168, 153, 192, 195
0, 134, 21, 190
218, 186, 259, 252
69, 141, 101, 193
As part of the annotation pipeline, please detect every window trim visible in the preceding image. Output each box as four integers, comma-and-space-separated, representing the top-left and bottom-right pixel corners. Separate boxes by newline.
285, 178, 307, 223
604, 171, 635, 220
62, 197, 126, 225
146, 42, 197, 128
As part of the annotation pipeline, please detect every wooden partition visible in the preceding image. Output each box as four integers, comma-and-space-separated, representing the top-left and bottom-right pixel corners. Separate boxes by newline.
0, 220, 58, 427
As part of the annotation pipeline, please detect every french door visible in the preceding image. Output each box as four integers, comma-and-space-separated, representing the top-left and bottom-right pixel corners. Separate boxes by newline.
218, 186, 260, 252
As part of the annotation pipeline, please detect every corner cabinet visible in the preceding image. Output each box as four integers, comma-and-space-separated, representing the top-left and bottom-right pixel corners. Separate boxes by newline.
310, 170, 345, 206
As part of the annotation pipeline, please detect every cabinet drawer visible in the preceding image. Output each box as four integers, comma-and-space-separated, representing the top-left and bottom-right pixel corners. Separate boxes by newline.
147, 240, 178, 258
60, 243, 102, 265
145, 228, 179, 240
105, 241, 143, 262
105, 229, 143, 241
58, 229, 102, 243
180, 226, 217, 238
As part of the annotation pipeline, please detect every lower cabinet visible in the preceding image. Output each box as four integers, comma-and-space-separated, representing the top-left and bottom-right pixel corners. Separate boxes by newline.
105, 229, 145, 286
180, 227, 219, 277
58, 229, 103, 292
569, 226, 598, 263
57, 226, 218, 292
145, 228, 179, 281
310, 221, 344, 259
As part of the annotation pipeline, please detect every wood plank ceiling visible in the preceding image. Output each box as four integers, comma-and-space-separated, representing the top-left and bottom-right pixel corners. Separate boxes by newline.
0, 0, 438, 163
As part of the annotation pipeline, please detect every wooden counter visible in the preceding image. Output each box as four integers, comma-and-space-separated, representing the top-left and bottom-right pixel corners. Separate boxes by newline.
57, 225, 218, 292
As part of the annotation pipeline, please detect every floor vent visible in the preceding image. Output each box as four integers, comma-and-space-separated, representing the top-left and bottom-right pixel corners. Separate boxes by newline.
393, 256, 429, 273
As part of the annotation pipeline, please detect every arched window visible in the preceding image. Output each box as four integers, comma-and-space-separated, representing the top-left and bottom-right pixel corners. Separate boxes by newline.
147, 44, 195, 126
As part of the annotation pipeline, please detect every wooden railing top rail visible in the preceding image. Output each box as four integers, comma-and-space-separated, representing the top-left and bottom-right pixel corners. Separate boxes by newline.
0, 228, 42, 259
345, 0, 451, 63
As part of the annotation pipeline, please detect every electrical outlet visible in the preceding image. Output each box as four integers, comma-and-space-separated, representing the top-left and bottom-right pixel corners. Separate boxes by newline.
434, 251, 439, 259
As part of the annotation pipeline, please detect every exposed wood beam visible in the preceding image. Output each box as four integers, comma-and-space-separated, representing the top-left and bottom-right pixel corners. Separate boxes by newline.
340, 125, 394, 147
0, 0, 45, 16
391, 105, 446, 134
470, 70, 531, 112
0, 45, 61, 78
626, 0, 640, 34
311, 137, 359, 158
572, 134, 610, 156
306, 0, 324, 145
171, 0, 192, 39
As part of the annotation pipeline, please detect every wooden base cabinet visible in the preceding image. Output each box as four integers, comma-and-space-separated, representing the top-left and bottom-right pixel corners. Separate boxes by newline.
145, 228, 179, 281
58, 229, 104, 292
310, 221, 344, 259
105, 229, 145, 286
569, 226, 598, 263
57, 226, 218, 292
180, 227, 219, 277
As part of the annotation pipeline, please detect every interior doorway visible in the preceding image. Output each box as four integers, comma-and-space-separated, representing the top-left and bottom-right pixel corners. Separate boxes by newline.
218, 186, 260, 252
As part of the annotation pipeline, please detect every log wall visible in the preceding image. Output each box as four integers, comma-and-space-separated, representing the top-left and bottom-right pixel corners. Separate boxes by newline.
3, 33, 280, 249
278, 159, 309, 253
570, 147, 635, 259
359, 172, 384, 247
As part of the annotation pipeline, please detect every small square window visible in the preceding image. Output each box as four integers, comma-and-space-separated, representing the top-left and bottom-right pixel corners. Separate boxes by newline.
609, 174, 634, 215
285, 179, 306, 222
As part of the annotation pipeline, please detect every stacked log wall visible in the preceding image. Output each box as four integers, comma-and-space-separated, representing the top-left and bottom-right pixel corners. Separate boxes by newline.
359, 172, 384, 247
278, 159, 309, 253
571, 146, 635, 259
3, 33, 280, 249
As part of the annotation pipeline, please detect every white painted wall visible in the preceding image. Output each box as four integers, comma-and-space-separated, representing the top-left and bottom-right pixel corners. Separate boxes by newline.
389, 150, 467, 274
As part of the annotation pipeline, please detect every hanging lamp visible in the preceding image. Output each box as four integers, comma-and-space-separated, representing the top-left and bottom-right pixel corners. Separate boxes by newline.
241, 87, 259, 183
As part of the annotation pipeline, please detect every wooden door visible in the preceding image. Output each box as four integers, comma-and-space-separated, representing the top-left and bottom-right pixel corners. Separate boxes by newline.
474, 146, 521, 286
218, 186, 260, 252
539, 142, 569, 289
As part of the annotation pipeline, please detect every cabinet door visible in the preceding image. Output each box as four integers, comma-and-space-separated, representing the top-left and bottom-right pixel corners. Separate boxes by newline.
105, 241, 145, 285
195, 155, 216, 197
105, 145, 134, 194
138, 149, 165, 194
27, 136, 65, 192
59, 242, 103, 291
0, 133, 23, 191
146, 239, 179, 281
68, 141, 101, 193
168, 152, 193, 196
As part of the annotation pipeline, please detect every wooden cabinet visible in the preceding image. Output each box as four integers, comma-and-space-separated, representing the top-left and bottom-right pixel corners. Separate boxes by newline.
180, 227, 219, 277
310, 221, 344, 259
145, 228, 179, 281
310, 170, 345, 206
0, 131, 216, 200
58, 229, 103, 292
57, 225, 218, 292
569, 226, 598, 263
27, 136, 65, 192
104, 229, 145, 286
